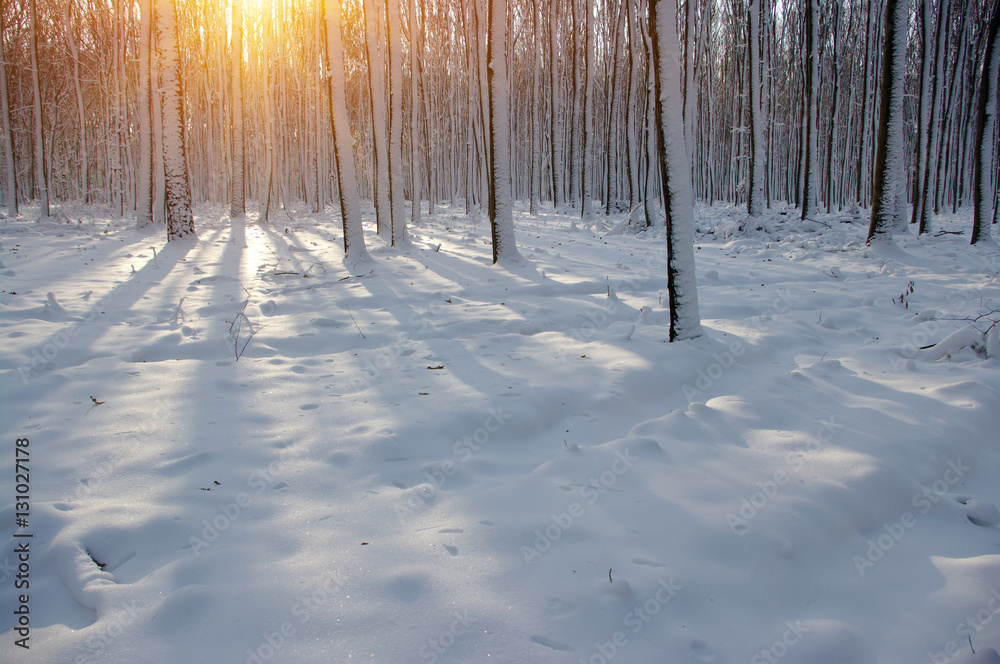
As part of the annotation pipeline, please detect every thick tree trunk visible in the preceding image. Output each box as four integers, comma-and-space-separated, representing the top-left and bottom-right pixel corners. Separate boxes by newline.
487, 0, 521, 264
867, 0, 910, 243
650, 0, 703, 341
158, 0, 195, 240
972, 0, 1000, 244
801, 0, 819, 219
388, 0, 407, 246
325, 0, 368, 262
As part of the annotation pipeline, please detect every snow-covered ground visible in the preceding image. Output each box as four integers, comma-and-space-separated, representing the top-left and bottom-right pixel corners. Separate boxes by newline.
2, 202, 999, 664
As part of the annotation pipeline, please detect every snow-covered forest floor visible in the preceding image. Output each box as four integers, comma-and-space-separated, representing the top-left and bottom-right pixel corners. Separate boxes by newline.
2, 203, 999, 664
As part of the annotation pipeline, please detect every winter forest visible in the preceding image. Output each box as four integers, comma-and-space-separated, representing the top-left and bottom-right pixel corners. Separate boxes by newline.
2, 0, 1000, 662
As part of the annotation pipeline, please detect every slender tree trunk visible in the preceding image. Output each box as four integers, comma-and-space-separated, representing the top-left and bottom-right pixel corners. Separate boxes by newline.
920, 0, 950, 234
801, 0, 819, 219
0, 0, 18, 216
824, 0, 842, 214
363, 0, 391, 237
409, 0, 421, 225
747, 0, 764, 217
972, 0, 1000, 244
651, 0, 702, 340
548, 0, 563, 209
29, 0, 49, 218
231, 0, 245, 221
136, 0, 153, 226
65, 0, 89, 205
529, 0, 542, 214
388, 0, 407, 246
581, 0, 595, 222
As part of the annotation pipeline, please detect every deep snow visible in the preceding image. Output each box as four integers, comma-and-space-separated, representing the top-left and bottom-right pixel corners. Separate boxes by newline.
1, 202, 999, 664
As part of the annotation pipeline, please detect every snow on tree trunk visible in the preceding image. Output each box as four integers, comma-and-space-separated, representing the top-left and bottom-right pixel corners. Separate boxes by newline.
388, 0, 407, 247
363, 0, 391, 239
910, 0, 932, 227
65, 1, 90, 207
487, 0, 522, 265
651, 0, 703, 341
29, 0, 49, 218
971, 0, 1000, 244
801, 0, 819, 220
548, 0, 563, 210
747, 0, 764, 218
158, 0, 195, 241
581, 0, 595, 223
230, 0, 245, 222
325, 0, 369, 264
626, 0, 641, 211
0, 2, 17, 216
919, 0, 949, 235
867, 0, 910, 244
409, 0, 421, 226
529, 0, 541, 214
136, 0, 153, 227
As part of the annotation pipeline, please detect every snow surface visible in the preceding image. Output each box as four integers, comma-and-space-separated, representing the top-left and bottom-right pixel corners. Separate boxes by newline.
2, 202, 1000, 664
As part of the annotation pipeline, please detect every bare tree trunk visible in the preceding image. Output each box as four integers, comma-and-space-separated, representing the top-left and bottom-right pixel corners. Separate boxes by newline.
529, 0, 541, 214
801, 0, 819, 219
548, 0, 563, 209
363, 0, 391, 237
231, 0, 245, 221
388, 0, 407, 246
747, 0, 764, 217
136, 0, 153, 226
29, 0, 49, 218
409, 0, 421, 225
650, 0, 703, 341
158, 0, 195, 240
487, 0, 521, 264
581, 0, 595, 222
325, 0, 369, 262
867, 0, 910, 243
0, 0, 17, 216
972, 0, 1000, 244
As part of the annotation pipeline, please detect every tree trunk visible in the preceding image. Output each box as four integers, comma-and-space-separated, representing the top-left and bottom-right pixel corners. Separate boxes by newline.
0, 0, 17, 216
867, 0, 910, 243
158, 0, 195, 240
231, 0, 245, 221
325, 0, 369, 263
388, 0, 407, 246
487, 0, 521, 264
747, 0, 764, 217
136, 0, 153, 226
801, 0, 819, 219
971, 0, 1000, 244
29, 0, 49, 218
363, 0, 391, 238
650, 0, 703, 341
